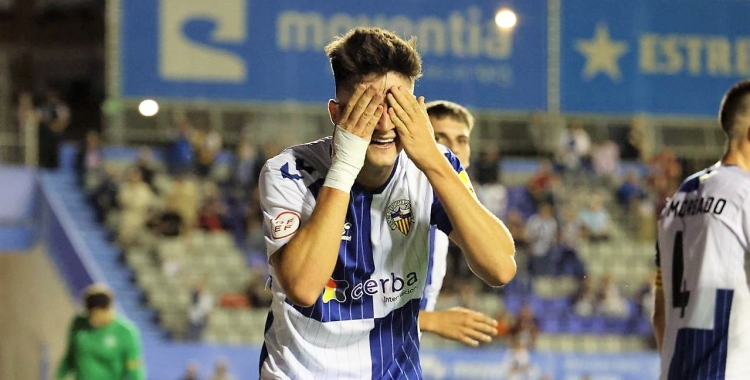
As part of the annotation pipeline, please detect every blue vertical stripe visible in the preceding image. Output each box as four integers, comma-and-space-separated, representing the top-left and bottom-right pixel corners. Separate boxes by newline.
370, 299, 422, 380
429, 152, 463, 235
420, 226, 438, 310
288, 186, 376, 322
258, 310, 275, 376
667, 289, 733, 380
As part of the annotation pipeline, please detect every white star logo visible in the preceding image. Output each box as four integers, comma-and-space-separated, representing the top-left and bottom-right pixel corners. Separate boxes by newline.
575, 23, 629, 82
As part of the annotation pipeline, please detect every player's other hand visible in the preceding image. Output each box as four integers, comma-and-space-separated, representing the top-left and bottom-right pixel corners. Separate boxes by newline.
422, 307, 498, 347
336, 84, 385, 141
385, 85, 442, 170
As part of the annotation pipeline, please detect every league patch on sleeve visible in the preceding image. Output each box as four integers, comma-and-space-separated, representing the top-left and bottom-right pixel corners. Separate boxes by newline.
272, 211, 301, 239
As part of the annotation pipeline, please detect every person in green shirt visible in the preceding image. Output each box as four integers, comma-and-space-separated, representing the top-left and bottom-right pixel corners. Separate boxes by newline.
57, 284, 145, 380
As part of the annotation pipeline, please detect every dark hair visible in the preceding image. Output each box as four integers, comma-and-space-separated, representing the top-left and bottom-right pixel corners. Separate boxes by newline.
425, 100, 475, 131
719, 80, 750, 137
84, 284, 113, 311
325, 27, 422, 95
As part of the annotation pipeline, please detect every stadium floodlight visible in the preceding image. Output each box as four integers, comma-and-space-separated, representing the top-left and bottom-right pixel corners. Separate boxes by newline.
138, 99, 159, 117
495, 9, 517, 29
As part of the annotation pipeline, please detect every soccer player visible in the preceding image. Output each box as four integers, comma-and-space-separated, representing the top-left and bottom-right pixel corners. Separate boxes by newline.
419, 100, 499, 346
258, 27, 516, 379
653, 80, 750, 379
56, 284, 145, 380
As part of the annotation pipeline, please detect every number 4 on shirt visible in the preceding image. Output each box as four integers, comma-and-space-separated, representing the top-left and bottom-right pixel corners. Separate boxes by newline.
672, 231, 691, 318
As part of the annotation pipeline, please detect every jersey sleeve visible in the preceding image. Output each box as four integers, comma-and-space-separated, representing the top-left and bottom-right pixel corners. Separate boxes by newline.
259, 158, 314, 257
743, 194, 750, 251
430, 149, 474, 235
55, 316, 81, 379
123, 322, 145, 380
421, 228, 449, 312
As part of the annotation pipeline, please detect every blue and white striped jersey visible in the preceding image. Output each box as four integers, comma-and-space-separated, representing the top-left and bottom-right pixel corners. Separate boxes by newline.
656, 164, 750, 380
421, 229, 448, 312
258, 137, 466, 379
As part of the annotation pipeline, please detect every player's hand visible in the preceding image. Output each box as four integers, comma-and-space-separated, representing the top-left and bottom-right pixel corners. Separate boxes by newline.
421, 307, 498, 347
337, 84, 385, 140
386, 85, 442, 170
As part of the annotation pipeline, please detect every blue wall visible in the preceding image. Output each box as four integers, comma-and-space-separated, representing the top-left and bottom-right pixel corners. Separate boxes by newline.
0, 166, 39, 252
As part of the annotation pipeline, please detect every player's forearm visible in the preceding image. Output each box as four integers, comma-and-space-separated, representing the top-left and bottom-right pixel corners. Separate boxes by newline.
272, 186, 349, 306
424, 160, 516, 286
418, 311, 437, 333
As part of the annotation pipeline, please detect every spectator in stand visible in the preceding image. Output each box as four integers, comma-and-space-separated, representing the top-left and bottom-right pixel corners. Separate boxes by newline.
90, 164, 119, 223
502, 339, 534, 380
232, 141, 259, 200
164, 174, 200, 234
554, 206, 587, 277
75, 130, 104, 191
37, 88, 70, 169
572, 276, 597, 318
616, 171, 647, 209
198, 183, 228, 232
169, 114, 194, 175
650, 174, 672, 219
473, 148, 501, 185
117, 167, 155, 247
508, 304, 540, 350
578, 195, 612, 242
147, 207, 183, 238
591, 139, 620, 184
17, 92, 39, 152
647, 147, 682, 192
597, 274, 629, 318
555, 120, 591, 174
526, 203, 558, 276
527, 159, 555, 207
135, 147, 158, 193
506, 209, 528, 251
181, 362, 201, 380
559, 206, 581, 248
208, 359, 236, 380
192, 123, 222, 178
619, 118, 645, 161
635, 276, 656, 320
187, 280, 214, 341
475, 178, 508, 220
244, 188, 265, 254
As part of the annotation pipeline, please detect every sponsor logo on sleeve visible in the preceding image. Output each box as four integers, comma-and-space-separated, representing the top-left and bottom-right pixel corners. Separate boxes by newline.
271, 211, 300, 239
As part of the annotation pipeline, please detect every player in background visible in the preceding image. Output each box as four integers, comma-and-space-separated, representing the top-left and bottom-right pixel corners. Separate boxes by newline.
56, 284, 145, 380
653, 80, 750, 379
419, 100, 499, 346
258, 27, 516, 379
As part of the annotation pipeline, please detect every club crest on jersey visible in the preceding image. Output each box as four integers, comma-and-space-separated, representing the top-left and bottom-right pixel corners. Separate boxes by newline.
322, 278, 348, 303
386, 199, 413, 236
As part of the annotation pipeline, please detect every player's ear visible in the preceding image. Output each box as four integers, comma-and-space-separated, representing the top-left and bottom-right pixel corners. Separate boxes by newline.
328, 100, 340, 125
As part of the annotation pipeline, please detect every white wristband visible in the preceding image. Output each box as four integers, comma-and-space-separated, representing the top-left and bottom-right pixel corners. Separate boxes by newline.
324, 126, 369, 193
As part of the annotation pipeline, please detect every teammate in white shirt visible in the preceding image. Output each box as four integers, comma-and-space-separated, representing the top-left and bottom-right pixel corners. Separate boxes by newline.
258, 27, 517, 379
418, 100, 500, 347
653, 79, 750, 380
